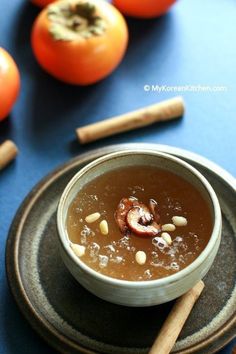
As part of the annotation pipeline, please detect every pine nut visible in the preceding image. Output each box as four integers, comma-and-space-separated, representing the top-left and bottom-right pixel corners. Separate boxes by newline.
172, 216, 188, 227
162, 223, 176, 232
70, 243, 85, 257
161, 232, 172, 245
135, 251, 147, 265
100, 220, 109, 235
85, 212, 101, 223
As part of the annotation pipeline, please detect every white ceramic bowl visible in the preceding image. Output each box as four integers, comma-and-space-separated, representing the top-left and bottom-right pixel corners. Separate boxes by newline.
57, 150, 222, 307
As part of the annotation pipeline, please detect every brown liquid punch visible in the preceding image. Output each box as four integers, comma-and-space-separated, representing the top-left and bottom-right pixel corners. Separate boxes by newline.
67, 166, 212, 281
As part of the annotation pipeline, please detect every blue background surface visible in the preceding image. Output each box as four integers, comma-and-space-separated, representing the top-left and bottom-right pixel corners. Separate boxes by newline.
0, 0, 236, 353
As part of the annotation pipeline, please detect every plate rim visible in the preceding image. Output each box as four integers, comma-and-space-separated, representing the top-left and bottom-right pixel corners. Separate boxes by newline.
5, 143, 236, 354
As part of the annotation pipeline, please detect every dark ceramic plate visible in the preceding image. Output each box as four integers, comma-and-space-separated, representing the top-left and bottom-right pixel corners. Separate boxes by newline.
6, 144, 236, 354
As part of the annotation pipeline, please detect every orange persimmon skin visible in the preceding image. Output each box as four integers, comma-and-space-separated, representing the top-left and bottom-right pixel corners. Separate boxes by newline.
0, 48, 20, 121
31, 0, 128, 85
31, 0, 55, 8
113, 0, 176, 18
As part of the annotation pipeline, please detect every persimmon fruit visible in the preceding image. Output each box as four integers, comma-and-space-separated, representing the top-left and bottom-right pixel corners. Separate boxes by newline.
31, 0, 128, 85
31, 0, 55, 7
112, 0, 176, 19
0, 48, 20, 121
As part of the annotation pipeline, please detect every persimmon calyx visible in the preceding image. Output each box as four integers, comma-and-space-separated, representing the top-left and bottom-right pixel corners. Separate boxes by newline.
47, 1, 107, 41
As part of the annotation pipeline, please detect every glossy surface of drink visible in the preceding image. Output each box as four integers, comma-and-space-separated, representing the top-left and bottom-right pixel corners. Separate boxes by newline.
67, 166, 212, 281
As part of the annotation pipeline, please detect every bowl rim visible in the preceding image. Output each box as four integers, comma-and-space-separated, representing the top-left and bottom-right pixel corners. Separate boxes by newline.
57, 149, 222, 288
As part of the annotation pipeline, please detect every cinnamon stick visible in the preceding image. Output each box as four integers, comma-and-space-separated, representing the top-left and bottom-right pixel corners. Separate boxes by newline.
76, 96, 185, 144
0, 140, 18, 170
149, 280, 205, 354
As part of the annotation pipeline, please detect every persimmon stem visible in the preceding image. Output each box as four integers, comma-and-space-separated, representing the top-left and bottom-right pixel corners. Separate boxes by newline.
47, 1, 107, 41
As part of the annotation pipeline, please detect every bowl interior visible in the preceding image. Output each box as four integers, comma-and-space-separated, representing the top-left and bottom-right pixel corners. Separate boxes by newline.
61, 151, 215, 228
57, 150, 221, 286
